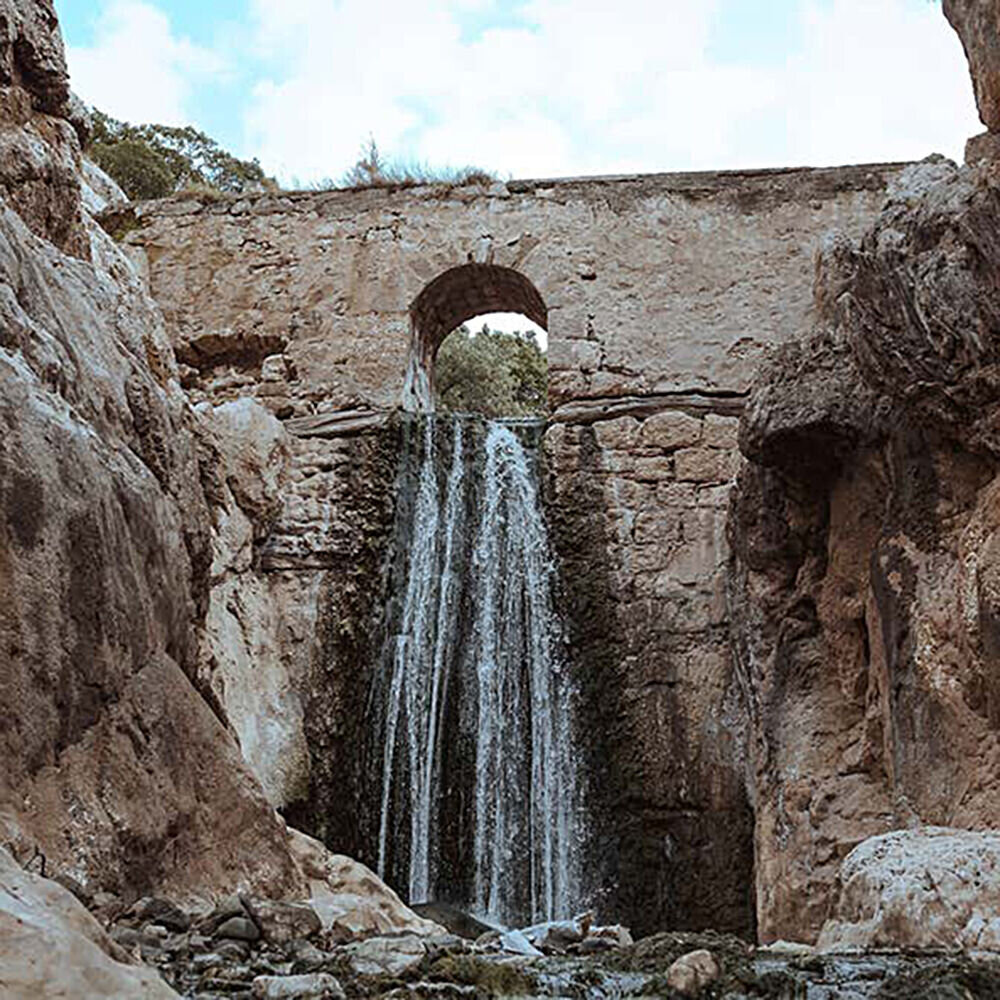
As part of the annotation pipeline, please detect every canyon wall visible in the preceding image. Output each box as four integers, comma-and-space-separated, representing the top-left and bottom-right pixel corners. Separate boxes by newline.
126, 163, 905, 937
0, 0, 307, 906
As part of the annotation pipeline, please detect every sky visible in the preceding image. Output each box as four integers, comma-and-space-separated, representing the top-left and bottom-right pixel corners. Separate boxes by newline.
60, 0, 980, 190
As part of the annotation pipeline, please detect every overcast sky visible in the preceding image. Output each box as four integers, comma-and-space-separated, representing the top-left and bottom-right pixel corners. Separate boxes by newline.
60, 0, 980, 188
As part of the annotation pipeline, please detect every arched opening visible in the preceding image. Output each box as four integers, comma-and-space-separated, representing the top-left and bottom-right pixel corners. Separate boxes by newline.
402, 263, 548, 415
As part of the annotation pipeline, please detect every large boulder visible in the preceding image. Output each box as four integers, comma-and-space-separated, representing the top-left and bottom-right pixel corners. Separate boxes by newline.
0, 847, 179, 998
287, 829, 444, 940
818, 828, 1000, 952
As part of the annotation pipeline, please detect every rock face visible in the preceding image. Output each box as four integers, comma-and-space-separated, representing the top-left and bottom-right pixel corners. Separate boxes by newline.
945, 0, 1000, 133
0, 0, 303, 908
729, 157, 1000, 943
819, 828, 1000, 952
0, 847, 180, 999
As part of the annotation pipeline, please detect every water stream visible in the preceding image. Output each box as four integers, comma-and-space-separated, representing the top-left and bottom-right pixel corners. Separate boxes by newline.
371, 415, 581, 926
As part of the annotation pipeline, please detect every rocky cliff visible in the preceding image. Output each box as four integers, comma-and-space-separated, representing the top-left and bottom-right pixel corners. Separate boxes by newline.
729, 3, 1000, 938
0, 0, 317, 907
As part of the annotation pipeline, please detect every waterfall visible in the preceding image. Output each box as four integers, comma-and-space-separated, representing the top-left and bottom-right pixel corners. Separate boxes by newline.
372, 416, 580, 926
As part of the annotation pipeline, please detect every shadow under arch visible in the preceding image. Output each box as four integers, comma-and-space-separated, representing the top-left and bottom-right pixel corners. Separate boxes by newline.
402, 263, 548, 411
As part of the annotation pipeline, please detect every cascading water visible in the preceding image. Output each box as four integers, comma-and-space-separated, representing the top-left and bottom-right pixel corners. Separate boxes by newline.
371, 415, 581, 926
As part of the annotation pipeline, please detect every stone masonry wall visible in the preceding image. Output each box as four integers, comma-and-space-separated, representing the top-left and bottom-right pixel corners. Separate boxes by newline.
124, 163, 908, 937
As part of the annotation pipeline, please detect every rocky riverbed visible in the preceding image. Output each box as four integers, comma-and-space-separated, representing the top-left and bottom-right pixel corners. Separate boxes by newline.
91, 893, 1000, 999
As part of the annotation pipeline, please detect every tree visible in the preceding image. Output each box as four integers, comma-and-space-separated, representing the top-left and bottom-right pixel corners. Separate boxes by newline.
87, 109, 271, 201
434, 324, 548, 418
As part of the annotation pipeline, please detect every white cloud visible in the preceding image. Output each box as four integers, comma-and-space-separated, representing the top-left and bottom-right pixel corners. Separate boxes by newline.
245, 0, 979, 186
66, 1, 225, 125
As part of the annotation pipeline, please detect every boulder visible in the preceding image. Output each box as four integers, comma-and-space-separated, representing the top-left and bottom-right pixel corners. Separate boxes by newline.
498, 929, 543, 957
245, 898, 322, 944
251, 973, 345, 999
129, 896, 191, 932
818, 828, 1000, 952
665, 949, 720, 996
520, 916, 587, 952
0, 847, 179, 998
287, 830, 444, 940
341, 933, 426, 977
216, 915, 261, 942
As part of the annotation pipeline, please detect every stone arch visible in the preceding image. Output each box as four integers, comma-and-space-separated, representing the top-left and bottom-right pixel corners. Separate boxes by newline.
402, 263, 548, 411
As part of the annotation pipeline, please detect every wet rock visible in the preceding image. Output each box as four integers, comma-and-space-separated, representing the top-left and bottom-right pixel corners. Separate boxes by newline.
520, 916, 587, 952
409, 902, 494, 940
246, 898, 321, 944
217, 915, 262, 942
251, 973, 345, 999
342, 933, 427, 976
498, 929, 543, 956
666, 949, 720, 996
585, 924, 633, 949
818, 827, 1000, 952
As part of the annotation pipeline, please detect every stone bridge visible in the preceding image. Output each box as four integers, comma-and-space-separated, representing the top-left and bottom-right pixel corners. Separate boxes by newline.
126, 161, 906, 939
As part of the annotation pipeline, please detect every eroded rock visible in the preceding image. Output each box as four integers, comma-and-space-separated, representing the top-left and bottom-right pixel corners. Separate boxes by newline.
665, 949, 721, 996
819, 828, 1000, 953
0, 847, 179, 999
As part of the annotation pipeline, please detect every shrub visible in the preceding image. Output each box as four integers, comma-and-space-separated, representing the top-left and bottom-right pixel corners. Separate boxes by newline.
434, 323, 547, 418
86, 109, 272, 201
335, 136, 495, 190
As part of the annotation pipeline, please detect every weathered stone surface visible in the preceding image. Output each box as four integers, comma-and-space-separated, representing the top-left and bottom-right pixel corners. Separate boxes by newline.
818, 828, 1000, 953
216, 915, 261, 941
546, 412, 752, 937
0, 1, 306, 910
287, 829, 444, 940
251, 973, 345, 999
245, 897, 322, 945
945, 0, 1000, 132
342, 933, 426, 977
730, 156, 1000, 944
0, 847, 179, 999
665, 949, 721, 996
131, 164, 903, 415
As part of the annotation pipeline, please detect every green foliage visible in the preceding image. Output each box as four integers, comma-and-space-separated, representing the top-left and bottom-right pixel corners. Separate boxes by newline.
335, 136, 495, 190
87, 109, 271, 202
434, 323, 548, 418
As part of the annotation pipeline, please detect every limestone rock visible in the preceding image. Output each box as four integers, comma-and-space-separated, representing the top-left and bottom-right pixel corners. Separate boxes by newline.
129, 897, 191, 933
0, 2, 305, 907
287, 829, 445, 939
342, 933, 426, 977
246, 898, 322, 944
730, 152, 1000, 944
0, 847, 179, 998
818, 828, 1000, 952
665, 949, 720, 996
945, 0, 1000, 132
80, 155, 127, 215
251, 974, 345, 999
217, 915, 261, 941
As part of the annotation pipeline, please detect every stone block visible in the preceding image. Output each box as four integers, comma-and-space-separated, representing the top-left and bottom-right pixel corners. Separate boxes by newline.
593, 416, 640, 451
674, 447, 738, 483
640, 411, 702, 451
702, 414, 739, 449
